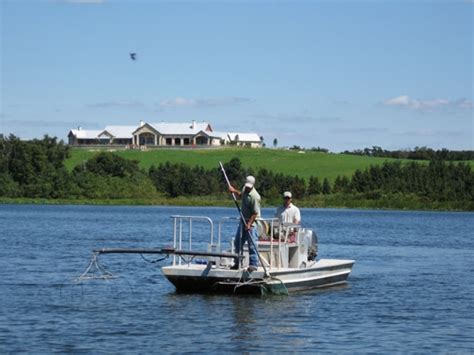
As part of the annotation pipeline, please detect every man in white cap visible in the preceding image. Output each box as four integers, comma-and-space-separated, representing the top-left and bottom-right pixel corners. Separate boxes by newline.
228, 175, 261, 272
275, 191, 301, 225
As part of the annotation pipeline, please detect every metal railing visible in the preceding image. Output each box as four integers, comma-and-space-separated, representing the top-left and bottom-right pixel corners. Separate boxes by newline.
170, 215, 213, 265
169, 215, 303, 269
254, 218, 302, 269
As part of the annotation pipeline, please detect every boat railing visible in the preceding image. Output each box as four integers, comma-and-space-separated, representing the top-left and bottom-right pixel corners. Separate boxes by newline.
216, 217, 304, 269
280, 222, 302, 242
169, 215, 307, 269
256, 219, 303, 269
170, 215, 214, 265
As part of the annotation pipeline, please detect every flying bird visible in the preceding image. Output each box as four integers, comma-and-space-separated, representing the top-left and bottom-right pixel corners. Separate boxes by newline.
130, 53, 137, 61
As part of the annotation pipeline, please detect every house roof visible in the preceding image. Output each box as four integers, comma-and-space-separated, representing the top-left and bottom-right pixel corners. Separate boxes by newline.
209, 131, 230, 139
102, 125, 136, 139
228, 132, 262, 142
70, 122, 261, 144
148, 121, 211, 135
69, 129, 103, 139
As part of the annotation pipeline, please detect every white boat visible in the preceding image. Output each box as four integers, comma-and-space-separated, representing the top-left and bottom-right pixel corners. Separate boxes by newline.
160, 215, 355, 295
86, 214, 354, 295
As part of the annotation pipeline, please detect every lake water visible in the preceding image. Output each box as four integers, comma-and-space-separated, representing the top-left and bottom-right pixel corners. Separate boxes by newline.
0, 205, 472, 353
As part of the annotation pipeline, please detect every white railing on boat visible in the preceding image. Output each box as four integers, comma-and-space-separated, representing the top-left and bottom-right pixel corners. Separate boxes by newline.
171, 215, 214, 265
169, 215, 310, 270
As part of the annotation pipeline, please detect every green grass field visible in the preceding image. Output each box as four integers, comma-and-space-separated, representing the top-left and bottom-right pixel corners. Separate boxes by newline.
66, 147, 412, 182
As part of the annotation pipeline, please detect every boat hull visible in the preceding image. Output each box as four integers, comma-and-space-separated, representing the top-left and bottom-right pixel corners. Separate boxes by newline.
162, 259, 355, 295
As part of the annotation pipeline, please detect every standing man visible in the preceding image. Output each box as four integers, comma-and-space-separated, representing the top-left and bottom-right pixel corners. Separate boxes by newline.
228, 175, 261, 272
275, 191, 301, 224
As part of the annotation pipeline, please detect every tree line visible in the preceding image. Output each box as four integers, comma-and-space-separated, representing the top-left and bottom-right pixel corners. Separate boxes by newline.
0, 135, 156, 199
1, 135, 472, 208
150, 158, 473, 203
343, 146, 474, 161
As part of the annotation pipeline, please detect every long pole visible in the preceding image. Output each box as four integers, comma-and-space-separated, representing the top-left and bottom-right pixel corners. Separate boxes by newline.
219, 162, 247, 225
219, 162, 269, 276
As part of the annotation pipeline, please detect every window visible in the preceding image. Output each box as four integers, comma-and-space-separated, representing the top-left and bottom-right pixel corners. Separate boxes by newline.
195, 136, 208, 145
140, 133, 155, 145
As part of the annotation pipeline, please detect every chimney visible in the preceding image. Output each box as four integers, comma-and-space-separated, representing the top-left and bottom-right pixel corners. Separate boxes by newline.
192, 120, 196, 129
78, 126, 82, 131
140, 120, 144, 127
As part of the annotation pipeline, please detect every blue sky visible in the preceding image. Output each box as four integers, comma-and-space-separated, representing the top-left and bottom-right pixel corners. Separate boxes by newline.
1, 0, 472, 152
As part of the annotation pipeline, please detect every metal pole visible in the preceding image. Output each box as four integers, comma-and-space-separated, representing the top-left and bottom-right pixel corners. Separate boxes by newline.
219, 162, 269, 276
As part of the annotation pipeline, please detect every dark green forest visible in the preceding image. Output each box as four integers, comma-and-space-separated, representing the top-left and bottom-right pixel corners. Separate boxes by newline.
1, 135, 473, 210
344, 145, 474, 161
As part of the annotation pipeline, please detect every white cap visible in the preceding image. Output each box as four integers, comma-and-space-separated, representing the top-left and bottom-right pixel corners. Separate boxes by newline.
244, 175, 255, 188
283, 191, 292, 198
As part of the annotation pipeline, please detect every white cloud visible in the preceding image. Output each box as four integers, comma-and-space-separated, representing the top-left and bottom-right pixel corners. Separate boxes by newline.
88, 100, 144, 108
384, 95, 411, 106
383, 95, 472, 111
160, 97, 197, 107
253, 112, 343, 123
400, 129, 464, 138
331, 127, 388, 134
456, 98, 474, 110
159, 97, 253, 108
4, 119, 101, 129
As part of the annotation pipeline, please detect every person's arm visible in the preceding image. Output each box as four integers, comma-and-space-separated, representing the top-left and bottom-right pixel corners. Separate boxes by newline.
228, 184, 241, 198
294, 207, 301, 224
246, 194, 261, 230
246, 212, 258, 230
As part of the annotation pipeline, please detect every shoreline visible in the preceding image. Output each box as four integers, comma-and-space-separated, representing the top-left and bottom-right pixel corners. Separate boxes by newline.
1, 195, 472, 212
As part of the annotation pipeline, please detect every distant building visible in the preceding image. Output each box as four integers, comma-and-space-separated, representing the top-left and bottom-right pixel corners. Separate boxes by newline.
67, 120, 262, 148
132, 120, 216, 146
68, 128, 104, 145
227, 132, 263, 148
99, 126, 137, 145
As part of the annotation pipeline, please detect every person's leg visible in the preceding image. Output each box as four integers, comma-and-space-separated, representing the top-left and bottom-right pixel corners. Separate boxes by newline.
233, 224, 243, 268
247, 227, 259, 267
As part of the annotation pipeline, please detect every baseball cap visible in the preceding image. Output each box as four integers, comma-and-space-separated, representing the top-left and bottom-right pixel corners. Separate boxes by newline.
244, 175, 255, 188
283, 191, 292, 198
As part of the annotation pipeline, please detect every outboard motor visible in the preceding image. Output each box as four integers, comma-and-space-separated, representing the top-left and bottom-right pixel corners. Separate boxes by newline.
308, 230, 318, 261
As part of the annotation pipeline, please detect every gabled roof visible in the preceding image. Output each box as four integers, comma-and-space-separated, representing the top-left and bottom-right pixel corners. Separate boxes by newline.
102, 125, 135, 139
208, 131, 229, 139
131, 122, 158, 135
69, 129, 103, 139
228, 132, 262, 142
148, 121, 211, 135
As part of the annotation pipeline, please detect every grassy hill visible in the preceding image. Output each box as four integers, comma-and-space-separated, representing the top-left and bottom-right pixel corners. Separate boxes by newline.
66, 147, 410, 182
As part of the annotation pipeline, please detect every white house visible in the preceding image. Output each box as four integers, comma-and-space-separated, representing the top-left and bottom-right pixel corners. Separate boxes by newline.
132, 120, 215, 146
68, 127, 104, 145
227, 132, 263, 148
96, 126, 136, 145
68, 121, 262, 148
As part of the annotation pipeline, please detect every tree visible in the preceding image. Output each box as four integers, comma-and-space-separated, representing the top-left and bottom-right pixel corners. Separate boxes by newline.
350, 169, 369, 193
222, 157, 246, 187
307, 176, 322, 195
273, 138, 278, 148
256, 168, 275, 197
333, 175, 350, 193
322, 178, 331, 194
290, 175, 306, 199
0, 135, 71, 198
73, 152, 141, 179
